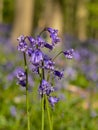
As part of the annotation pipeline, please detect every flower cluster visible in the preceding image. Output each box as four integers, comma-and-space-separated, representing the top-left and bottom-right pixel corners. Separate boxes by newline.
16, 27, 74, 107
16, 68, 26, 87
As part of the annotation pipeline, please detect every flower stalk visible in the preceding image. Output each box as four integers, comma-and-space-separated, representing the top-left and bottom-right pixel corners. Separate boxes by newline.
23, 52, 30, 130
45, 95, 53, 130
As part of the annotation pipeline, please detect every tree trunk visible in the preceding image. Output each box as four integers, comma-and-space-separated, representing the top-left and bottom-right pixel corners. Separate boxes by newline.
40, 0, 63, 34
76, 0, 88, 41
11, 0, 35, 44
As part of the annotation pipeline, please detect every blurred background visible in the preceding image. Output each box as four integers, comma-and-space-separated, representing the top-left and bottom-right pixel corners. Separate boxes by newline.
0, 0, 98, 42
0, 0, 98, 130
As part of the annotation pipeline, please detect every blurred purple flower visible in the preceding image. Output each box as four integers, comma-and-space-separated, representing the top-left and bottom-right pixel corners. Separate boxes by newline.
48, 96, 59, 107
18, 80, 26, 87
10, 106, 17, 117
63, 49, 74, 59
16, 69, 26, 87
16, 69, 26, 81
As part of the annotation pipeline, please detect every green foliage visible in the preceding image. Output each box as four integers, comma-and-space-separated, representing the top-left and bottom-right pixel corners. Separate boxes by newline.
71, 73, 89, 89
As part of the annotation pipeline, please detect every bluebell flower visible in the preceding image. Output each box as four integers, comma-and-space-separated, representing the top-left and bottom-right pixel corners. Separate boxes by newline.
38, 80, 54, 96
30, 49, 43, 66
44, 59, 55, 70
18, 80, 26, 87
48, 96, 59, 107
31, 65, 39, 74
27, 36, 36, 46
47, 27, 58, 34
17, 41, 28, 52
51, 34, 60, 46
16, 69, 26, 87
46, 27, 60, 46
17, 35, 25, 42
44, 43, 53, 50
10, 106, 17, 117
26, 48, 33, 57
36, 36, 45, 48
63, 49, 74, 59
16, 69, 26, 81
53, 70, 64, 79
17, 35, 28, 52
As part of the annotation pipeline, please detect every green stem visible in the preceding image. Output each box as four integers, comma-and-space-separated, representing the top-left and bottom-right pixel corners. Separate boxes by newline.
47, 51, 63, 81
46, 95, 52, 130
52, 51, 63, 61
23, 52, 30, 130
39, 27, 47, 36
41, 61, 45, 130
42, 95, 45, 130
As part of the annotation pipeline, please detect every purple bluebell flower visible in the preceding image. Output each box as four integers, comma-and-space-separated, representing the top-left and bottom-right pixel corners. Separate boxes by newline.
16, 69, 26, 81
47, 27, 58, 34
44, 59, 55, 70
53, 70, 64, 79
31, 65, 39, 74
38, 80, 54, 96
63, 49, 74, 59
10, 106, 17, 117
17, 35, 28, 52
26, 48, 33, 57
46, 27, 60, 46
27, 36, 36, 48
36, 36, 45, 47
17, 42, 28, 52
30, 49, 43, 66
44, 43, 53, 50
48, 96, 59, 107
18, 80, 26, 87
16, 69, 26, 87
17, 35, 25, 42
51, 34, 61, 46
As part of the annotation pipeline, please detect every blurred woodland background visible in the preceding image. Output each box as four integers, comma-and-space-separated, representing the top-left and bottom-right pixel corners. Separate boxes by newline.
0, 0, 98, 43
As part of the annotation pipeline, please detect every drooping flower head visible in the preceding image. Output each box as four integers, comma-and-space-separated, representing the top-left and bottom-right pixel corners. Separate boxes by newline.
26, 48, 33, 57
17, 35, 28, 52
27, 36, 36, 48
44, 43, 53, 50
53, 70, 64, 79
63, 49, 74, 59
38, 80, 54, 96
48, 96, 59, 107
44, 59, 55, 71
17, 35, 25, 42
30, 49, 43, 66
16, 69, 26, 81
16, 69, 26, 87
46, 27, 60, 46
36, 36, 45, 48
